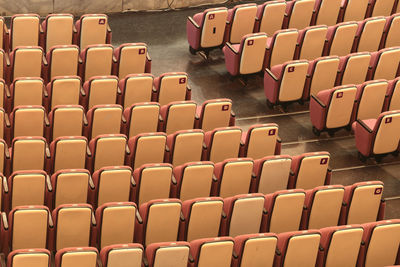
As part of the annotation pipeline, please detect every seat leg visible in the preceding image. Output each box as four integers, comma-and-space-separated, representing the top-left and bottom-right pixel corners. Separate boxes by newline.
358, 152, 368, 163
266, 99, 274, 109
374, 154, 384, 163
189, 46, 197, 55
198, 51, 208, 60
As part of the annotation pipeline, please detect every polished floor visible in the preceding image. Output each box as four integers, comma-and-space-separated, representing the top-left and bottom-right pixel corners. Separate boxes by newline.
109, 2, 400, 219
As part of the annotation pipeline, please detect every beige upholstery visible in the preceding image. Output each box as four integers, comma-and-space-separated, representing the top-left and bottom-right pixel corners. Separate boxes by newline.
122, 75, 153, 108
93, 136, 126, 172
118, 45, 147, 78
283, 233, 320, 267
229, 5, 257, 44
13, 79, 43, 108
246, 125, 278, 159
128, 104, 160, 137
299, 26, 327, 60
389, 82, 400, 111
97, 168, 132, 206
373, 113, 400, 154
46, 15, 74, 52
315, 0, 342, 26
84, 46, 113, 81
209, 128, 241, 163
0, 19, 5, 50
329, 23, 358, 56
357, 18, 386, 52
229, 196, 264, 237
356, 81, 387, 120
50, 77, 81, 109
153, 246, 190, 267
133, 135, 166, 170
197, 240, 234, 267
201, 9, 228, 48
373, 48, 400, 80
13, 107, 44, 138
288, 0, 315, 29
341, 53, 371, 85
385, 16, 400, 48
12, 16, 39, 50
90, 106, 122, 139
158, 74, 188, 106
343, 0, 369, 22
165, 102, 196, 135
80, 15, 108, 49
0, 51, 4, 80
258, 158, 291, 194
0, 142, 4, 179
11, 252, 50, 267
106, 247, 143, 267
371, 0, 396, 17
309, 57, 340, 96
87, 78, 118, 109
240, 35, 268, 74
13, 47, 43, 80
11, 173, 45, 208
259, 2, 286, 36
53, 138, 87, 172
279, 61, 309, 102
219, 160, 253, 198
326, 86, 357, 129
240, 236, 277, 267
171, 131, 203, 166
12, 139, 45, 172
59, 250, 97, 267
0, 110, 4, 140
201, 101, 232, 132
270, 30, 298, 67
138, 165, 172, 205
52, 107, 84, 139
179, 163, 214, 201
54, 171, 89, 208
296, 154, 329, 189
50, 46, 79, 79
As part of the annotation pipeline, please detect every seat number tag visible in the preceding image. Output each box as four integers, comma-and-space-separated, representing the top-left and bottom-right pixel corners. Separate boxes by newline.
139, 48, 145, 54
268, 129, 276, 136
374, 188, 382, 195
336, 92, 343, 98
385, 117, 392, 124
288, 66, 295, 72
179, 78, 186, 84
209, 14, 215, 19
320, 158, 328, 165
248, 40, 254, 46
99, 18, 106, 25
222, 105, 229, 111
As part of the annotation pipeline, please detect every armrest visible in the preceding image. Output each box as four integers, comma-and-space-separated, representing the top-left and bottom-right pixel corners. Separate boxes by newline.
88, 175, 95, 190
277, 136, 282, 143
1, 212, 7, 230
91, 212, 96, 226
45, 144, 51, 158
146, 52, 152, 62
73, 24, 77, 34
39, 24, 44, 34
187, 16, 200, 29
4, 53, 10, 67
188, 253, 194, 263
230, 110, 236, 117
83, 113, 88, 126
356, 119, 373, 133
136, 210, 143, 224
2, 176, 8, 193
46, 174, 53, 192
80, 86, 86, 97
117, 86, 121, 95
4, 113, 10, 127
264, 68, 278, 81
42, 55, 48, 66
158, 114, 164, 122
4, 143, 9, 159
107, 24, 112, 33
202, 142, 207, 150
86, 145, 92, 157
4, 85, 10, 98
131, 175, 136, 187
225, 42, 238, 54
180, 211, 185, 221
121, 114, 126, 123
232, 250, 238, 259
311, 94, 326, 108
165, 145, 170, 153
44, 114, 50, 127
143, 257, 149, 267
112, 55, 117, 63
187, 84, 191, 91
126, 144, 131, 155
48, 213, 54, 227
171, 174, 177, 185
42, 85, 48, 97
152, 86, 157, 93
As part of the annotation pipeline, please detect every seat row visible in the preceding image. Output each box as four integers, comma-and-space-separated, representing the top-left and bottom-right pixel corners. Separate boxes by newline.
0, 43, 152, 85
265, 47, 400, 107
6, 218, 400, 267
187, 0, 399, 54
0, 13, 112, 52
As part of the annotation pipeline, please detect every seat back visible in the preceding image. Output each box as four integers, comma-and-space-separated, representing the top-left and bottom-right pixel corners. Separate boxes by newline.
170, 130, 204, 166
298, 26, 328, 60
199, 99, 232, 132
131, 133, 166, 170
48, 76, 81, 110
55, 247, 98, 267
356, 80, 388, 120
12, 78, 44, 108
229, 4, 257, 44
147, 242, 190, 267
208, 128, 242, 163
269, 30, 298, 67
315, 0, 342, 26
371, 0, 396, 17
86, 76, 118, 109
117, 43, 147, 78
234, 234, 277, 267
245, 124, 278, 159
239, 34, 268, 74
100, 244, 143, 267
288, 0, 315, 29
372, 48, 400, 80
0, 140, 6, 175
9, 171, 46, 209
52, 170, 90, 208
45, 14, 74, 52
50, 106, 84, 140
120, 74, 154, 109
256, 156, 291, 194
177, 162, 214, 201
7, 249, 51, 267
83, 45, 113, 81
163, 101, 196, 135
48, 46, 79, 79
88, 105, 122, 139
0, 50, 5, 80
126, 103, 160, 138
258, 1, 286, 36
51, 137, 87, 173
325, 85, 357, 129
219, 159, 253, 198
79, 14, 108, 49
385, 15, 400, 48
12, 47, 43, 81
91, 135, 127, 172
340, 53, 371, 85
200, 8, 228, 48
192, 238, 234, 267
357, 17, 386, 52
11, 15, 40, 50
295, 152, 330, 189
309, 57, 340, 96
12, 138, 46, 172
373, 112, 400, 154
388, 80, 400, 111
343, 0, 369, 22
328, 22, 358, 56
278, 61, 309, 102
157, 73, 188, 106
12, 105, 44, 138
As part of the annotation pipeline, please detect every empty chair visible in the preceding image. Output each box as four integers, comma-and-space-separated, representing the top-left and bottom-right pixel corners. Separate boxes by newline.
165, 129, 204, 166
303, 185, 345, 229
80, 44, 113, 81
7, 249, 51, 267
132, 163, 173, 206
296, 25, 328, 61
0, 50, 6, 81
342, 0, 369, 22
45, 45, 79, 82
135, 199, 182, 246
325, 21, 358, 56
263, 189, 306, 234
196, 98, 235, 132
153, 72, 191, 106
113, 43, 151, 79
179, 197, 223, 241
0, 18, 7, 51
54, 247, 98, 267
10, 137, 48, 173
46, 76, 82, 110
224, 4, 257, 44
9, 46, 43, 82
232, 233, 278, 267
48, 105, 84, 141
94, 202, 137, 249
337, 52, 371, 85
123, 102, 160, 138
284, 0, 315, 29
0, 139, 7, 185
290, 152, 331, 189
0, 79, 6, 108
172, 161, 214, 201
126, 132, 167, 170
189, 237, 234, 267
264, 60, 309, 107
159, 101, 197, 135
49, 136, 87, 173
385, 77, 400, 111
240, 124, 281, 159
383, 14, 400, 48
341, 181, 385, 224
203, 127, 242, 163
146, 242, 190, 267
264, 29, 299, 68
83, 76, 119, 109
85, 104, 123, 139
100, 243, 144, 267
313, 0, 342, 26
87, 134, 127, 172
255, 1, 286, 36
9, 77, 44, 111
9, 14, 40, 50
75, 14, 111, 50
354, 17, 386, 53
0, 109, 5, 141
42, 13, 74, 53
369, 47, 400, 81
369, 0, 397, 17
220, 194, 265, 237
187, 7, 228, 54
223, 33, 268, 76
119, 74, 154, 109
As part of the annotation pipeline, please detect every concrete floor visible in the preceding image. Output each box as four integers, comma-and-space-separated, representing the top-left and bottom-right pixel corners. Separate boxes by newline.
109, 2, 400, 219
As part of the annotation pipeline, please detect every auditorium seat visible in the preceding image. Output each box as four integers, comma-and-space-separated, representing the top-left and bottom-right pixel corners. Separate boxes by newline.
159, 101, 196, 134
223, 33, 268, 76
284, 0, 315, 30
385, 77, 400, 111
337, 52, 371, 85
146, 242, 190, 267
153, 72, 191, 106
0, 108, 5, 141
0, 49, 6, 81
341, 0, 369, 22
113, 43, 151, 79
7, 249, 51, 267
46, 76, 82, 110
118, 73, 154, 109
383, 13, 400, 48
123, 102, 160, 138
82, 76, 119, 110
48, 105, 84, 141
325, 21, 358, 56
79, 44, 113, 82
264, 29, 299, 68
220, 193, 265, 237
165, 129, 204, 166
179, 197, 223, 241
368, 0, 397, 17
0, 17, 8, 52
49, 136, 87, 173
195, 98, 235, 132
9, 46, 43, 83
9, 77, 44, 111
354, 16, 386, 52
254, 1, 286, 36
312, 0, 342, 26
54, 247, 98, 267
224, 4, 257, 44
9, 14, 40, 51
189, 237, 234, 267
203, 127, 242, 163
94, 202, 137, 249
369, 47, 400, 80
41, 14, 74, 53
44, 45, 79, 83
100, 243, 143, 267
296, 25, 328, 61
0, 79, 5, 109
85, 104, 123, 139
75, 14, 111, 50
0, 138, 7, 176
10, 137, 48, 173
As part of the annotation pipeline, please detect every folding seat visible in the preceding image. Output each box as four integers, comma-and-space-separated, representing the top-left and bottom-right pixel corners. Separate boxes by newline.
9, 77, 44, 112
317, 225, 364, 267
284, 0, 315, 30
7, 249, 51, 267
54, 247, 98, 267
9, 46, 43, 83
49, 136, 87, 174
358, 219, 400, 267
224, 4, 257, 44
369, 47, 400, 81
189, 237, 234, 267
264, 60, 309, 107
296, 26, 328, 61
87, 134, 127, 173
385, 77, 400, 111
0, 50, 6, 81
213, 158, 253, 198
368, 0, 397, 17
383, 14, 400, 48
49, 169, 92, 210
274, 230, 321, 267
46, 76, 82, 110
223, 33, 268, 76
220, 194, 265, 237
289, 152, 331, 189
0, 138, 8, 175
337, 52, 371, 85
100, 243, 144, 267
240, 124, 281, 159
48, 105, 84, 141
51, 204, 94, 251
131, 163, 173, 206
41, 14, 74, 53
44, 45, 79, 83
254, 1, 286, 36
195, 98, 235, 132
341, 0, 369, 22
80, 44, 113, 82
159, 101, 196, 135
179, 197, 223, 241
146, 242, 190, 267
232, 233, 278, 267
203, 127, 242, 163
352, 80, 388, 122
90, 166, 134, 208
171, 161, 214, 201
302, 185, 345, 229
0, 79, 6, 109
9, 14, 40, 51
75, 14, 111, 50
118, 74, 155, 109
0, 108, 6, 141
153, 72, 191, 106
94, 202, 137, 249
85, 104, 123, 139
312, 0, 342, 26
264, 29, 299, 69
262, 189, 306, 234
325, 21, 358, 56
165, 129, 204, 166
123, 102, 160, 138
186, 7, 228, 54
126, 132, 167, 170
0, 17, 8, 52
113, 43, 151, 79
10, 137, 48, 173
340, 181, 385, 224
82, 76, 119, 110
354, 17, 386, 53
135, 199, 182, 245
2, 206, 50, 253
